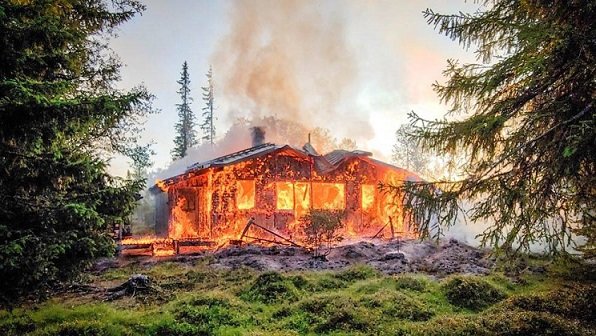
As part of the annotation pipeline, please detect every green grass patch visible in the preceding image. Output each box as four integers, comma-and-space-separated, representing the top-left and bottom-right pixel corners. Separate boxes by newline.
1, 257, 594, 336
441, 275, 507, 311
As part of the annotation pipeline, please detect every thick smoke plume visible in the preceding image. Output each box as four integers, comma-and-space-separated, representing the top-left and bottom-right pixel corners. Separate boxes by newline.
250, 126, 266, 146
212, 0, 373, 144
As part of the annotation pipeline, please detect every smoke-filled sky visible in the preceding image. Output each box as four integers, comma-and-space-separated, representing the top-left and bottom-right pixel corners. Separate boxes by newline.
109, 0, 481, 176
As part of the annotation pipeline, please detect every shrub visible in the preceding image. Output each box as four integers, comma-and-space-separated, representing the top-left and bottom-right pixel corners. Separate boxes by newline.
171, 295, 243, 335
441, 275, 506, 311
505, 283, 596, 323
240, 272, 298, 304
479, 310, 585, 336
299, 209, 345, 256
35, 320, 122, 336
360, 290, 434, 321
333, 264, 379, 282
298, 294, 372, 333
397, 315, 486, 336
395, 275, 428, 292
0, 312, 36, 335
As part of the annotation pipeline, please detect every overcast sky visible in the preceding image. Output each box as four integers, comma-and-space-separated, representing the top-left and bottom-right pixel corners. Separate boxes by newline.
108, 0, 482, 176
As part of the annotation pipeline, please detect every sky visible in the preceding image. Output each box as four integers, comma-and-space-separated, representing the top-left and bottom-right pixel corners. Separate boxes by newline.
108, 0, 482, 176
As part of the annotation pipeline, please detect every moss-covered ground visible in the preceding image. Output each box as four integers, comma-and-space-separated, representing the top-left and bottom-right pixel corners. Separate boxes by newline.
1, 255, 594, 335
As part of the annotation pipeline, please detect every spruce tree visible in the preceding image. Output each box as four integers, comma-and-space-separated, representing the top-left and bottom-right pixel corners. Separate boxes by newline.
201, 65, 216, 145
389, 1, 595, 256
172, 61, 198, 160
0, 0, 150, 303
392, 124, 429, 176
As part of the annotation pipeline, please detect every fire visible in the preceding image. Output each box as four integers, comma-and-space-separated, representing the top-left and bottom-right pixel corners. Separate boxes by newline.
122, 145, 418, 256
168, 198, 199, 239
156, 179, 168, 192
312, 183, 345, 209
237, 180, 256, 209
361, 184, 375, 210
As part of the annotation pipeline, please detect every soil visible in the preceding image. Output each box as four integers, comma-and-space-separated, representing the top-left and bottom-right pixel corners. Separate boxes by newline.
106, 238, 494, 277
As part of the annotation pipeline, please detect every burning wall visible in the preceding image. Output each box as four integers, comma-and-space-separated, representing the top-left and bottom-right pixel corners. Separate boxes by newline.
148, 143, 418, 250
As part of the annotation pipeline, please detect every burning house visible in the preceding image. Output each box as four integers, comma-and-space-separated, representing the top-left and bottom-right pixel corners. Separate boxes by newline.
122, 136, 420, 255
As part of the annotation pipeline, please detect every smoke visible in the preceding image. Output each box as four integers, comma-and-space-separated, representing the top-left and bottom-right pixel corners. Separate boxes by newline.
150, 116, 352, 182
250, 126, 266, 146
211, 0, 374, 144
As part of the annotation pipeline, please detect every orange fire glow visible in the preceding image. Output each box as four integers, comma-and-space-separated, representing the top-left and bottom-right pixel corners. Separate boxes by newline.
361, 184, 375, 210
122, 151, 416, 256
237, 180, 256, 209
312, 183, 345, 209
169, 198, 199, 239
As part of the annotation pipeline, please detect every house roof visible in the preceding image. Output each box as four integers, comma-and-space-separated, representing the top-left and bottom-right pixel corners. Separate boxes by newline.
186, 143, 284, 171
152, 143, 415, 192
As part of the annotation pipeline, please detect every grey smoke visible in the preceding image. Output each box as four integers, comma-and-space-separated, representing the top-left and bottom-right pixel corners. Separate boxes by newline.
250, 126, 266, 147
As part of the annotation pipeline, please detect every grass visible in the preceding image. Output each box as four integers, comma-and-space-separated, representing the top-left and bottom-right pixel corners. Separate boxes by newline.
1, 259, 594, 335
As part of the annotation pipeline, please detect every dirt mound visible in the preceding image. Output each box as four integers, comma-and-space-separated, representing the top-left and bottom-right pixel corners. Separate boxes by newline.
207, 238, 493, 276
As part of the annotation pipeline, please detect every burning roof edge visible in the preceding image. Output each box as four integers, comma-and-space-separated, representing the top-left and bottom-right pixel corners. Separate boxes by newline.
150, 143, 418, 192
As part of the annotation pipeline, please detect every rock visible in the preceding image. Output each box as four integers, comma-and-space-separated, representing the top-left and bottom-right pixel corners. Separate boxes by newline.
106, 274, 152, 300
380, 251, 407, 261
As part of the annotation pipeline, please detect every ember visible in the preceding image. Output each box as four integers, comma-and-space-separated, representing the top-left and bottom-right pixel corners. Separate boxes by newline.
121, 141, 420, 255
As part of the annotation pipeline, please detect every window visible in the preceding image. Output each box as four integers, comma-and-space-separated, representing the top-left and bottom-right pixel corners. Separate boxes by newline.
361, 184, 375, 210
276, 182, 294, 210
294, 182, 310, 211
236, 180, 255, 209
312, 183, 345, 209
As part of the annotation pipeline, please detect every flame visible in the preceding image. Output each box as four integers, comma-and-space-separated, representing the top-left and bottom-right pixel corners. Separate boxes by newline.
156, 179, 169, 192
124, 151, 417, 256
169, 198, 199, 239
312, 183, 345, 209
361, 184, 375, 210
276, 182, 294, 210
237, 180, 256, 209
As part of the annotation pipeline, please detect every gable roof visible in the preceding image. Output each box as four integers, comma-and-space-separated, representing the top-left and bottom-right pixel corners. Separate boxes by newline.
152, 143, 416, 192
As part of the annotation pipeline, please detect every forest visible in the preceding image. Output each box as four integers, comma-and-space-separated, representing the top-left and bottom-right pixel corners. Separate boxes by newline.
0, 0, 593, 335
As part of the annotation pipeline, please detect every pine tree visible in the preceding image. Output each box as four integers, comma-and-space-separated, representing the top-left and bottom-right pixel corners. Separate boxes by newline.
391, 124, 429, 176
388, 1, 595, 256
172, 61, 198, 160
201, 65, 216, 145
0, 0, 150, 303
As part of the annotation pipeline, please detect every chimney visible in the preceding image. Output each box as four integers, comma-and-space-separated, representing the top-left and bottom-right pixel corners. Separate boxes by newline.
250, 126, 266, 147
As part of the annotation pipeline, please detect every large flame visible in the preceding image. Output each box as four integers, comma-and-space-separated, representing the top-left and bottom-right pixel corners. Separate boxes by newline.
122, 150, 417, 255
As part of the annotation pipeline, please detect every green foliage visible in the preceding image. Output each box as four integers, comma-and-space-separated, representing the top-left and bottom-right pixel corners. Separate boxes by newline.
240, 272, 298, 304
388, 0, 596, 256
299, 209, 345, 256
298, 294, 373, 333
200, 65, 216, 145
172, 61, 198, 160
0, 0, 150, 304
395, 275, 428, 292
504, 283, 596, 323
392, 124, 430, 176
397, 315, 485, 336
360, 289, 434, 321
333, 264, 379, 282
1, 260, 595, 336
478, 310, 585, 336
441, 275, 506, 311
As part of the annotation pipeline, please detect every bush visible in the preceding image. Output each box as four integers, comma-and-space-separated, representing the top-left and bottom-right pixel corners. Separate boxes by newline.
504, 283, 596, 323
333, 265, 379, 282
441, 275, 506, 311
299, 209, 345, 256
170, 295, 243, 336
397, 315, 486, 336
360, 290, 434, 321
240, 272, 298, 304
298, 294, 372, 333
479, 310, 585, 336
395, 275, 428, 292
35, 320, 122, 336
